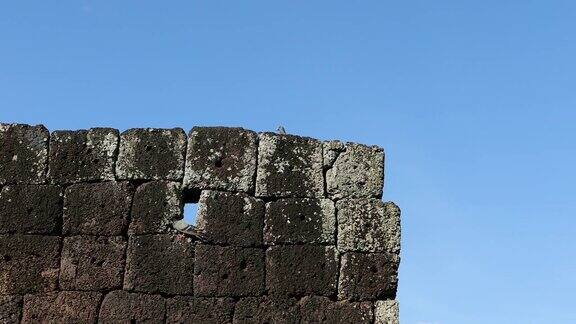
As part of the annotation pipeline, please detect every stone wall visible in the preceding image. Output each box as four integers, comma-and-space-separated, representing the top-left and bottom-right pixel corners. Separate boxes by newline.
0, 123, 400, 323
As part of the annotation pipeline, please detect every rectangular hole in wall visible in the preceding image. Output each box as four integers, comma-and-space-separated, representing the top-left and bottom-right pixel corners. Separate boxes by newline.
182, 189, 201, 226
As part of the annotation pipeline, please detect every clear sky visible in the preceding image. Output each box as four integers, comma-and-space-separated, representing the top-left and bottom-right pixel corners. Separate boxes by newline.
2, 1, 576, 323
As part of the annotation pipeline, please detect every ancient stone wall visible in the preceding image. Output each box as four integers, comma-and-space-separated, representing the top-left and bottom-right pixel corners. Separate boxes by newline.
0, 123, 400, 323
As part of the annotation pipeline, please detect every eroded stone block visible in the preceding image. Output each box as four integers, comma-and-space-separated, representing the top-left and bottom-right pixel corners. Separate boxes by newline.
0, 295, 22, 323
338, 252, 399, 301
325, 141, 384, 199
0, 185, 62, 234
21, 291, 101, 323
233, 297, 299, 324
255, 133, 323, 198
264, 198, 335, 245
59, 236, 126, 291
184, 127, 258, 193
116, 128, 186, 180
0, 235, 60, 294
129, 181, 182, 234
299, 296, 373, 324
0, 123, 49, 184
266, 245, 338, 297
166, 297, 235, 324
48, 128, 118, 184
63, 182, 133, 236
375, 300, 400, 324
196, 190, 264, 246
194, 245, 264, 297
99, 290, 165, 323
337, 199, 401, 254
124, 234, 194, 295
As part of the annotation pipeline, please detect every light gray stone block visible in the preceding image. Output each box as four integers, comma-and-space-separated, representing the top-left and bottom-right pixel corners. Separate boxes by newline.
375, 300, 400, 324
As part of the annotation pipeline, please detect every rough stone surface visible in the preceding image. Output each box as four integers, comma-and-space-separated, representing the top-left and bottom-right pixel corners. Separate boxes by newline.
21, 291, 101, 323
99, 290, 166, 323
129, 181, 182, 235
374, 300, 400, 324
184, 126, 258, 193
59, 236, 126, 291
337, 199, 401, 254
233, 297, 300, 324
255, 132, 323, 198
0, 185, 63, 234
266, 245, 338, 297
196, 190, 264, 246
124, 234, 194, 295
325, 141, 384, 199
166, 296, 235, 324
339, 252, 400, 301
299, 296, 373, 324
116, 127, 187, 180
194, 245, 264, 297
0, 235, 60, 294
48, 128, 118, 184
63, 181, 133, 236
0, 295, 22, 323
264, 198, 335, 245
0, 123, 49, 184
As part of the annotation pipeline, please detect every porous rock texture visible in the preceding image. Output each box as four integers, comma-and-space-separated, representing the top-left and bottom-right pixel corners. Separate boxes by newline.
0, 123, 401, 323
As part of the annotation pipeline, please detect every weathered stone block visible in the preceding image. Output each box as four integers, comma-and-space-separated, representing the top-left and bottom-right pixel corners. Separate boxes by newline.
184, 127, 258, 193
0, 123, 49, 184
59, 236, 126, 291
0, 295, 22, 324
116, 128, 186, 180
0, 235, 60, 294
129, 181, 182, 235
266, 245, 338, 297
325, 141, 384, 199
194, 245, 264, 297
264, 198, 335, 245
255, 133, 323, 198
124, 234, 194, 295
233, 297, 299, 324
166, 297, 235, 324
375, 300, 399, 324
21, 291, 101, 323
99, 290, 165, 323
337, 199, 401, 254
63, 182, 133, 236
338, 252, 399, 301
196, 190, 264, 246
0, 185, 62, 234
48, 128, 118, 184
299, 296, 373, 324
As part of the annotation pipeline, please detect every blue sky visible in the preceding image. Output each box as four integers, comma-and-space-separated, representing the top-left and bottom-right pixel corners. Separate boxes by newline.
2, 1, 576, 323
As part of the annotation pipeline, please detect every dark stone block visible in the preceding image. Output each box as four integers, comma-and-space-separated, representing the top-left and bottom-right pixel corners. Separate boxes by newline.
0, 123, 49, 184
99, 290, 165, 323
266, 245, 338, 297
59, 236, 126, 291
129, 181, 182, 235
166, 297, 235, 324
194, 245, 264, 297
255, 133, 323, 198
63, 182, 133, 236
233, 297, 299, 324
0, 185, 62, 234
184, 127, 258, 193
338, 252, 399, 301
48, 128, 118, 184
196, 191, 264, 246
21, 291, 101, 323
264, 198, 335, 245
124, 234, 194, 295
116, 128, 187, 180
299, 296, 373, 323
0, 295, 22, 323
0, 235, 60, 294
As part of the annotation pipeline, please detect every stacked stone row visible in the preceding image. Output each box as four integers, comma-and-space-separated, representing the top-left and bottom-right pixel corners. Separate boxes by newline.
0, 123, 400, 324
